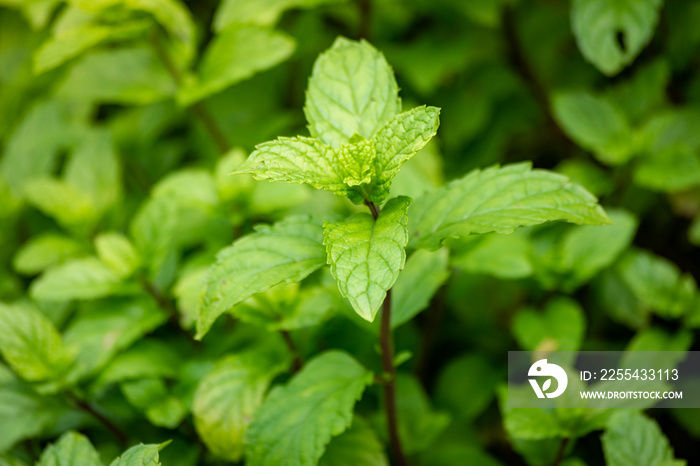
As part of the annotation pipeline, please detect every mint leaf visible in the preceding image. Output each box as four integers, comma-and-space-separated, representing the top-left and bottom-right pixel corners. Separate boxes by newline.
0, 302, 74, 385
214, 0, 344, 30
409, 163, 610, 250
196, 216, 327, 339
305, 37, 401, 147
38, 431, 101, 466
245, 351, 373, 466
179, 25, 295, 105
24, 177, 96, 230
121, 378, 187, 428
552, 91, 634, 165
324, 196, 411, 321
391, 248, 449, 328
318, 417, 388, 466
95, 233, 141, 278
512, 297, 586, 352
602, 411, 685, 466
193, 348, 289, 461
110, 442, 170, 466
370, 105, 440, 201
131, 0, 196, 65
571, 0, 663, 76
30, 257, 122, 302
452, 233, 533, 279
13, 234, 86, 276
633, 145, 700, 192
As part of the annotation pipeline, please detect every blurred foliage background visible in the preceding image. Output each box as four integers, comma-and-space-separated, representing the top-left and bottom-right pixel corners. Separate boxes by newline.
1, 0, 700, 464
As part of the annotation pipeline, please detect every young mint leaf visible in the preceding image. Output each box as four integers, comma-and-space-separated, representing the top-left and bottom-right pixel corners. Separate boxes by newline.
633, 145, 700, 192
409, 163, 610, 251
95, 232, 141, 278
193, 347, 290, 461
110, 442, 170, 466
196, 216, 327, 339
571, 0, 663, 76
131, 0, 196, 65
452, 233, 533, 279
179, 25, 295, 106
324, 196, 411, 321
0, 302, 74, 385
552, 91, 634, 165
121, 378, 187, 428
245, 351, 373, 466
318, 417, 389, 466
30, 257, 122, 302
38, 431, 101, 466
214, 0, 345, 30
24, 177, 96, 231
512, 297, 586, 352
305, 37, 401, 147
369, 105, 440, 202
602, 411, 685, 466
13, 234, 86, 276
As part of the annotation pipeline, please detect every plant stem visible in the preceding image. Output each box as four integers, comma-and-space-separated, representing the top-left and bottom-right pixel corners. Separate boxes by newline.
366, 200, 408, 466
280, 330, 303, 373
148, 32, 230, 155
552, 437, 570, 466
65, 391, 128, 446
357, 0, 372, 40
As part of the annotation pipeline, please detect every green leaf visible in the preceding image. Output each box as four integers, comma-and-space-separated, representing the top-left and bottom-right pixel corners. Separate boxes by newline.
95, 232, 141, 278
551, 91, 634, 165
0, 302, 74, 385
24, 177, 97, 230
324, 196, 411, 321
369, 105, 440, 200
245, 351, 373, 466
305, 37, 401, 147
13, 234, 86, 275
690, 216, 700, 246
121, 378, 186, 428
452, 233, 533, 279
38, 431, 101, 466
512, 297, 586, 352
616, 249, 696, 319
56, 46, 176, 104
633, 145, 700, 192
62, 297, 168, 380
602, 411, 685, 466
196, 216, 327, 339
110, 442, 170, 466
434, 354, 500, 421
179, 25, 295, 105
391, 248, 449, 328
30, 257, 122, 301
499, 386, 563, 440
571, 0, 663, 76
214, 0, 344, 30
193, 347, 289, 461
129, 196, 178, 281
409, 163, 610, 250
130, 0, 196, 65
318, 417, 388, 466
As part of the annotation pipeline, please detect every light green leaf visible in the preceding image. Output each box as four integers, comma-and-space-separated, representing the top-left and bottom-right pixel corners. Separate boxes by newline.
13, 234, 86, 275
110, 442, 169, 466
370, 105, 440, 200
196, 216, 327, 339
193, 347, 289, 461
602, 411, 685, 466
56, 46, 176, 104
512, 297, 586, 352
616, 249, 696, 319
0, 302, 74, 384
38, 431, 101, 466
409, 163, 610, 250
173, 266, 208, 329
305, 37, 401, 147
179, 25, 295, 105
420, 444, 504, 466
214, 0, 344, 30
95, 232, 141, 278
391, 248, 449, 328
121, 378, 186, 428
633, 145, 700, 192
129, 196, 178, 281
551, 91, 634, 165
129, 0, 196, 65
499, 386, 563, 440
324, 196, 411, 321
63, 297, 168, 380
24, 177, 96, 230
34, 17, 149, 73
571, 0, 663, 76
638, 109, 700, 154
452, 233, 533, 279
318, 417, 388, 466
30, 257, 122, 301
152, 170, 219, 209
245, 351, 373, 466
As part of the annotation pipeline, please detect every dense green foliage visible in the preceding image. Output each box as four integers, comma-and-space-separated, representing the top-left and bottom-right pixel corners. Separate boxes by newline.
0, 0, 699, 465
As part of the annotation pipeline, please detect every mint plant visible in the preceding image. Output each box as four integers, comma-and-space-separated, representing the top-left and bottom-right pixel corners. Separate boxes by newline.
193, 38, 609, 465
